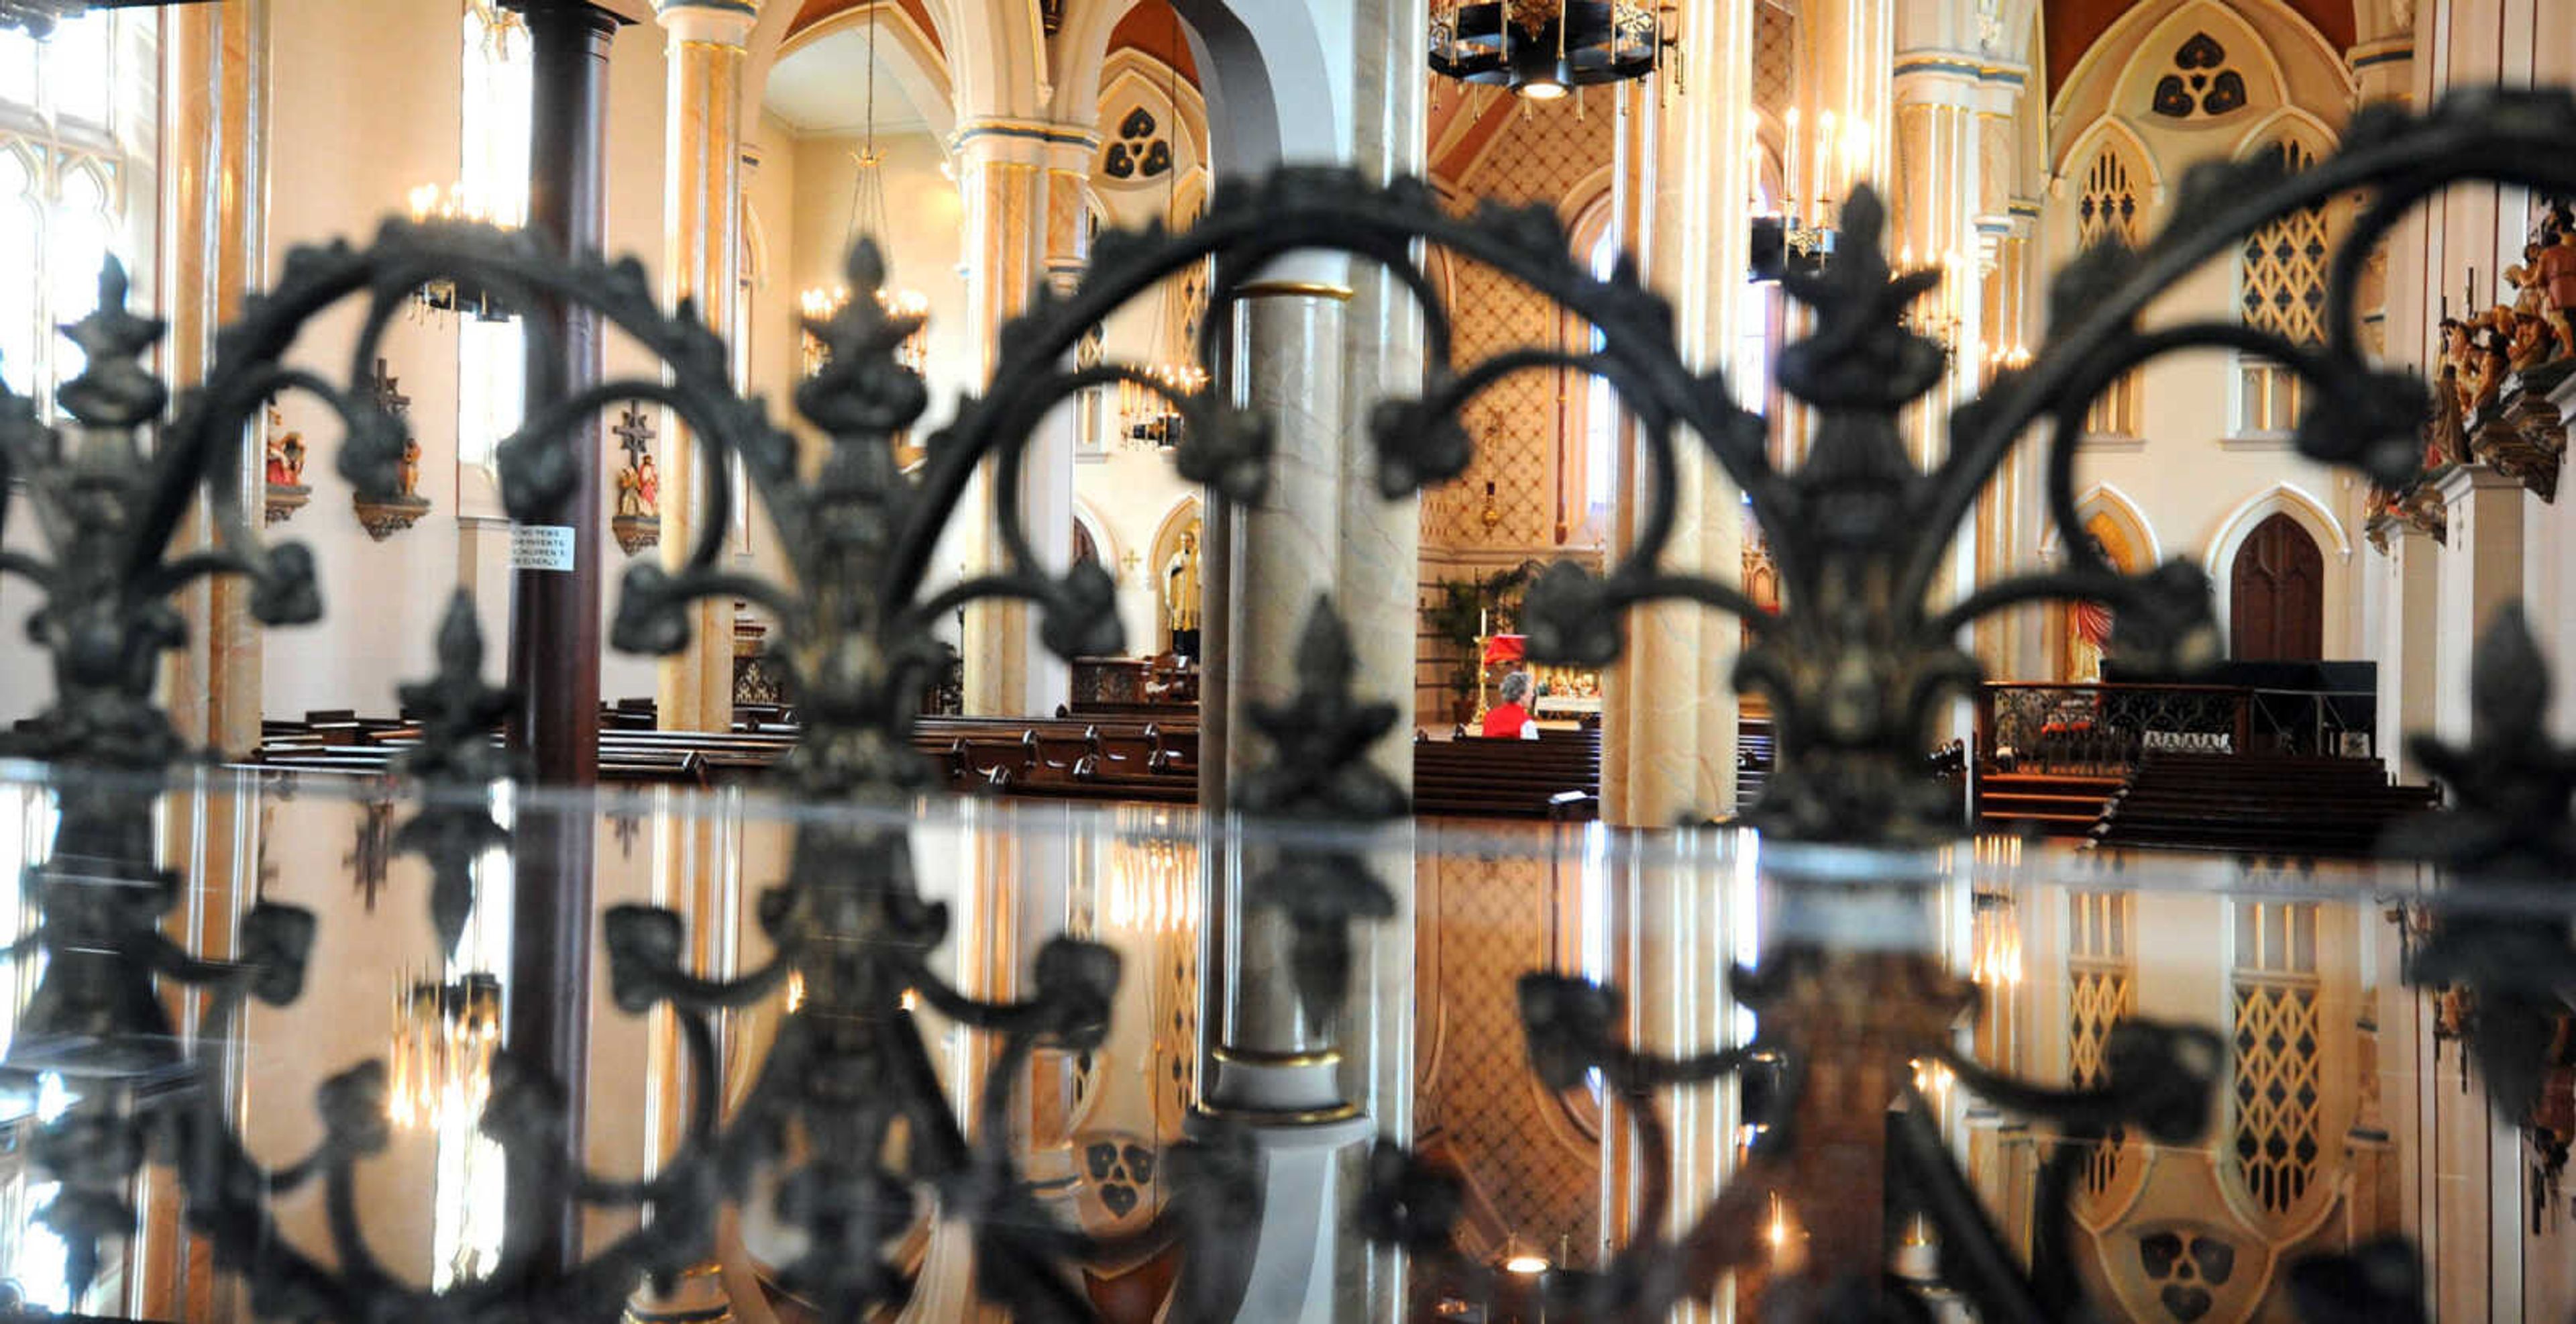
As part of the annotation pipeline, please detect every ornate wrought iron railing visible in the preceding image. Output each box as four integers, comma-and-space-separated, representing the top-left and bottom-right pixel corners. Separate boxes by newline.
0, 87, 2569, 1323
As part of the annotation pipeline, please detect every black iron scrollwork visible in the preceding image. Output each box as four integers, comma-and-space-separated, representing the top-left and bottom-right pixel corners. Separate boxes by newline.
3, 81, 2576, 1324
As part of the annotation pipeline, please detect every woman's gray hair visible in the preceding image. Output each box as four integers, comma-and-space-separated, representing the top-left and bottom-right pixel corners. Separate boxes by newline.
1499, 670, 1533, 705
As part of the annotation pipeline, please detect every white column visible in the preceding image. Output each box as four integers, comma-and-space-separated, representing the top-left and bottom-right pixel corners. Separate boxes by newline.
652, 0, 756, 733
2373, 523, 2441, 782
1602, 0, 1759, 827
952, 121, 1095, 716
2431, 465, 2525, 742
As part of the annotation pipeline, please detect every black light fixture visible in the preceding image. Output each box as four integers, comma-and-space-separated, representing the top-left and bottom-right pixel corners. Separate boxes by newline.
0, 0, 214, 39
1428, 1, 1669, 101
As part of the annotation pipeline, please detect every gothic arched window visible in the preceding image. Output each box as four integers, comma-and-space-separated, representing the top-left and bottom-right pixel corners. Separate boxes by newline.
2078, 148, 2145, 437
0, 11, 155, 418
2237, 138, 2328, 434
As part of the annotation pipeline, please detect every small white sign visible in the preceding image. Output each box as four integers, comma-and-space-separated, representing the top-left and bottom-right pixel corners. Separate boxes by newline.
510, 525, 576, 572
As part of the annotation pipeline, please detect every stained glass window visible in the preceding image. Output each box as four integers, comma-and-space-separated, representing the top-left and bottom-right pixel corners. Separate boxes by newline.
2237, 140, 2328, 434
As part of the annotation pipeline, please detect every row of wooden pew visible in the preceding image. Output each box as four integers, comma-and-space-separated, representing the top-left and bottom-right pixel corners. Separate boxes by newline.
2087, 752, 2438, 859
248, 707, 1597, 820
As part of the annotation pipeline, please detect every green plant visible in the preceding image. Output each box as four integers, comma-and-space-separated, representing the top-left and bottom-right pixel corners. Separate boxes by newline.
1422, 566, 1534, 706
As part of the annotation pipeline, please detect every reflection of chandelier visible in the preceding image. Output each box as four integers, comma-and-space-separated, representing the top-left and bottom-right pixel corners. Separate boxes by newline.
1098, 833, 1198, 934
1970, 889, 2022, 987
795, 5, 929, 378
1428, 1, 1668, 101
386, 971, 502, 1129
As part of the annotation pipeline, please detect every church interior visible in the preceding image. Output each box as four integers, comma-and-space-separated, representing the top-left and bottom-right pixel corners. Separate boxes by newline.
0, 0, 2571, 1321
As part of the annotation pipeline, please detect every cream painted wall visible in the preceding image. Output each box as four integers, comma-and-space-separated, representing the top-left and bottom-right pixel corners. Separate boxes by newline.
251, 3, 677, 717
2042, 3, 2369, 670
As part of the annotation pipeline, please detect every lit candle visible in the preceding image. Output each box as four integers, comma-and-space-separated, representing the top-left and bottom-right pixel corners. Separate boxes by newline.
1816, 111, 1837, 211
1783, 107, 1801, 223
1844, 115, 1872, 193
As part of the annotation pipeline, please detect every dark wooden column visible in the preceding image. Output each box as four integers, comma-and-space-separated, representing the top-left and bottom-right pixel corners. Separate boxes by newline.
504, 0, 622, 1274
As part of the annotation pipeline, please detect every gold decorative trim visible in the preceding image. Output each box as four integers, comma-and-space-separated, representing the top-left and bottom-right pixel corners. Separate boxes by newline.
1191, 1100, 1364, 1125
1212, 1045, 1342, 1068
1234, 279, 1356, 302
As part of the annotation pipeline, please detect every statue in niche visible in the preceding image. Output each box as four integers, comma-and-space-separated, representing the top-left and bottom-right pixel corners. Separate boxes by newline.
263, 403, 309, 527
1163, 523, 1201, 663
610, 403, 661, 556
352, 357, 431, 541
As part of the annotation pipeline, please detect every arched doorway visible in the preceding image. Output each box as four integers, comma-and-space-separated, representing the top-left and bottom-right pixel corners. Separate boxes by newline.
2228, 513, 2324, 660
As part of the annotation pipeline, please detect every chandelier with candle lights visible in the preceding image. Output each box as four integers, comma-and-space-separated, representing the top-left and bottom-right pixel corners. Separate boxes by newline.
403, 183, 521, 323
1428, 1, 1668, 101
1752, 107, 1875, 279
797, 2, 930, 378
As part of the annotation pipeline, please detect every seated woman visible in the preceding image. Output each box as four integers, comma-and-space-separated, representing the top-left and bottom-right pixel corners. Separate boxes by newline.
1481, 670, 1540, 740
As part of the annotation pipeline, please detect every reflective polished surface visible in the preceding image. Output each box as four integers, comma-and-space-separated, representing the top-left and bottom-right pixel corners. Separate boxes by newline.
0, 760, 2561, 1321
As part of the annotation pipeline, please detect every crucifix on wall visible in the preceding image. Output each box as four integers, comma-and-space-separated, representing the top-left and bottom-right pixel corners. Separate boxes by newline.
609, 403, 661, 556
351, 356, 429, 540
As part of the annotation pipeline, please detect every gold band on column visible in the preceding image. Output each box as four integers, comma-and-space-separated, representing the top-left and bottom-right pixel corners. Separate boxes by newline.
1234, 278, 1356, 301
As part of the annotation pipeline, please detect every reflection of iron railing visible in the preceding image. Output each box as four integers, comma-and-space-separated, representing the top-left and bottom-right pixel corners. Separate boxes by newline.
1978, 683, 2249, 775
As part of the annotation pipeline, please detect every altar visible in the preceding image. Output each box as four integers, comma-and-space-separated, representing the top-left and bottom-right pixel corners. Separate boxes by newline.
1477, 633, 1603, 727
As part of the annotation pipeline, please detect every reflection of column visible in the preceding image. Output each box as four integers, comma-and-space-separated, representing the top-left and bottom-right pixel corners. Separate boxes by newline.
1603, 0, 1757, 827
955, 123, 1093, 715
2431, 466, 2523, 743
652, 0, 751, 734
2372, 523, 2440, 781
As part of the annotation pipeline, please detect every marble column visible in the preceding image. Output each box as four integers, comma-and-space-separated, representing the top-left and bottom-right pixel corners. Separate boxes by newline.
2431, 465, 2524, 743
1201, 266, 1370, 1146
1602, 0, 1758, 827
1974, 209, 2041, 678
136, 6, 266, 1315
651, 0, 752, 734
952, 122, 1094, 717
2373, 522, 2441, 782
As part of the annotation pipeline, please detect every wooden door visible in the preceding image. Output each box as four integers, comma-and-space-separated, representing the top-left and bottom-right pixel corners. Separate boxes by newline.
2229, 513, 2324, 660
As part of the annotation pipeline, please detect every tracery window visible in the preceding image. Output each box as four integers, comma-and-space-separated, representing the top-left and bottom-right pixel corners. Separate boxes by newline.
2237, 139, 2328, 434
2231, 900, 2322, 1221
2067, 890, 2134, 1196
455, 0, 531, 474
2078, 149, 2144, 437
2151, 32, 2247, 119
0, 13, 155, 417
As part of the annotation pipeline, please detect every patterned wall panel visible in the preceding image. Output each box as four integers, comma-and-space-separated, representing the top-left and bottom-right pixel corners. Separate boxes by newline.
1426, 95, 1618, 552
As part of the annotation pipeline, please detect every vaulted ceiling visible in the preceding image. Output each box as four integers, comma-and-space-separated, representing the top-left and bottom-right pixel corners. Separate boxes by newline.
2043, 0, 2354, 101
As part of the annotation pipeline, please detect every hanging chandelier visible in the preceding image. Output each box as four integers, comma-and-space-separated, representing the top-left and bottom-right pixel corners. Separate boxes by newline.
798, 3, 929, 376
1428, 1, 1669, 101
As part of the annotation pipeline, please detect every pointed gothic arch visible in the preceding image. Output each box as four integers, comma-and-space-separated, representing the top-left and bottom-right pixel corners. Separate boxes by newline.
2204, 482, 2349, 661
